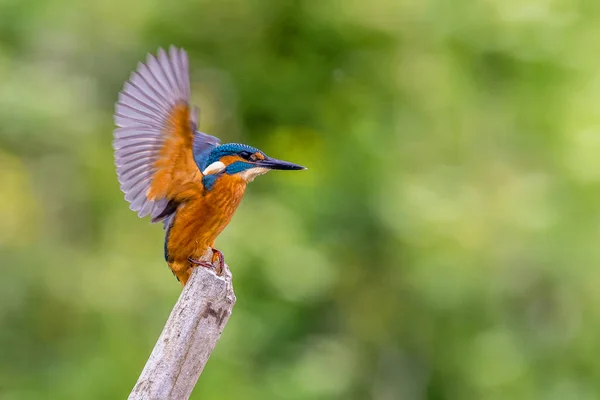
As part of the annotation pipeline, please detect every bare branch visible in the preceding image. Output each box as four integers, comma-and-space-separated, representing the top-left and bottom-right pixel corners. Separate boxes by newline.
129, 262, 236, 400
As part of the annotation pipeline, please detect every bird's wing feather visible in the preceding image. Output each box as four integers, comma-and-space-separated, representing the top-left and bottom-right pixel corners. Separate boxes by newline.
193, 131, 221, 171
113, 46, 220, 222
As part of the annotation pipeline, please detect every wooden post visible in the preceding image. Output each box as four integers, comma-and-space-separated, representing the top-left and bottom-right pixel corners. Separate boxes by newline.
128, 261, 236, 400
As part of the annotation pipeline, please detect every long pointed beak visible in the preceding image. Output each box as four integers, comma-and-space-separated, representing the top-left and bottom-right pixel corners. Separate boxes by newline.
255, 156, 306, 171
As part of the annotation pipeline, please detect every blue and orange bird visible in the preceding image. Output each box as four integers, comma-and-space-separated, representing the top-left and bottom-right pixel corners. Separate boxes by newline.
113, 47, 305, 285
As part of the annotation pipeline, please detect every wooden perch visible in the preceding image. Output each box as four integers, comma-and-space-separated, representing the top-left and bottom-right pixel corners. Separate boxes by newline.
129, 260, 236, 400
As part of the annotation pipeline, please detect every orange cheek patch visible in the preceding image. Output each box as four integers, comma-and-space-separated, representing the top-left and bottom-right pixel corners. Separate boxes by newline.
220, 155, 245, 165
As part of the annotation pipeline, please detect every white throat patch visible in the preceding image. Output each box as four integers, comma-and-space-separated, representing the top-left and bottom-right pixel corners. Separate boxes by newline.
238, 167, 270, 182
202, 161, 226, 175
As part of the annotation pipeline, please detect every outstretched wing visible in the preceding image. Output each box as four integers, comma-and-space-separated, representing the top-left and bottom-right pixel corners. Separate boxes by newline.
113, 46, 220, 222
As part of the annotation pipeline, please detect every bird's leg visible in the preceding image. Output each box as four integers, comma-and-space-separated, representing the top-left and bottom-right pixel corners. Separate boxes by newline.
210, 248, 224, 276
187, 257, 215, 270
187, 248, 224, 276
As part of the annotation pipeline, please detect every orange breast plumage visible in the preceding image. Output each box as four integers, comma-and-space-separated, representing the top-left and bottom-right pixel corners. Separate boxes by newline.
163, 174, 247, 281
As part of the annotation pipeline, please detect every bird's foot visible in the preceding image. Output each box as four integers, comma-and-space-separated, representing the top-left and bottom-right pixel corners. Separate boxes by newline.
187, 248, 224, 276
187, 257, 215, 272
210, 248, 225, 276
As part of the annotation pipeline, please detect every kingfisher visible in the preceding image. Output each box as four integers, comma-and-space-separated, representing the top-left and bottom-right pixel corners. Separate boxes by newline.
113, 46, 305, 285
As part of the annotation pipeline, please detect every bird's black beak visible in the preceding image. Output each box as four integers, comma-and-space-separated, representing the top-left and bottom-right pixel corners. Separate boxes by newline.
255, 156, 306, 171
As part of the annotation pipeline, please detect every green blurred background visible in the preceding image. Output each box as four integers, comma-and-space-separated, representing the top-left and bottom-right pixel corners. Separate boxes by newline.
2, 0, 600, 399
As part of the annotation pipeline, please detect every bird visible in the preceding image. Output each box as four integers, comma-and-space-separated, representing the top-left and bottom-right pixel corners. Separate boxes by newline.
113, 46, 305, 286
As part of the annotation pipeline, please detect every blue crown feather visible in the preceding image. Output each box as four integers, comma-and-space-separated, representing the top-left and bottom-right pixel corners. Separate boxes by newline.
204, 143, 262, 168
201, 143, 265, 191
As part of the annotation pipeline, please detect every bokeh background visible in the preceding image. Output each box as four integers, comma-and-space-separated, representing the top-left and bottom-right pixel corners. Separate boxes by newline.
2, 0, 600, 399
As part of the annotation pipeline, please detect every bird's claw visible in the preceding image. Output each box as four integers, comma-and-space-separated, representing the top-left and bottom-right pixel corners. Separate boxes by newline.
187, 257, 215, 270
187, 248, 224, 276
211, 248, 225, 276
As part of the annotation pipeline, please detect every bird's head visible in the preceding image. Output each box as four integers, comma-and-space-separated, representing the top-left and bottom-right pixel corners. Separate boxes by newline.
201, 143, 305, 188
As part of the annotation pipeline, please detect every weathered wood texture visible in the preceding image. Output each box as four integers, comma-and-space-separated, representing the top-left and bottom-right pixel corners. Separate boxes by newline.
129, 262, 236, 400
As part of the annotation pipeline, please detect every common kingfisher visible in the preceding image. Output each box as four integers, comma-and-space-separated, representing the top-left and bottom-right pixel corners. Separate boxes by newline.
113, 46, 305, 285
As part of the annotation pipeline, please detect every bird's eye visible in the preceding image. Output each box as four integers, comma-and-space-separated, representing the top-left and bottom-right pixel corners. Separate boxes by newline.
239, 151, 252, 160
